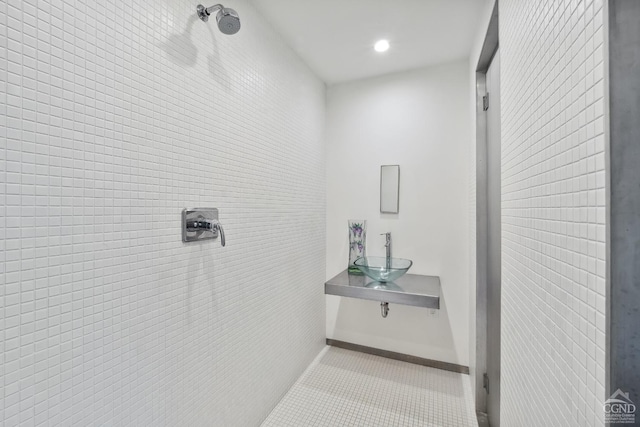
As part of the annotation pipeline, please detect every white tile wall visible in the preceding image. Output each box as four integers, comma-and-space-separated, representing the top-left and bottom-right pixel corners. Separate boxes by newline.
0, 0, 326, 425
500, 0, 606, 426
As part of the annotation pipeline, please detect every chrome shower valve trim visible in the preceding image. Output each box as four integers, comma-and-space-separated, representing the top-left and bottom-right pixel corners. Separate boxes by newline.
182, 208, 226, 246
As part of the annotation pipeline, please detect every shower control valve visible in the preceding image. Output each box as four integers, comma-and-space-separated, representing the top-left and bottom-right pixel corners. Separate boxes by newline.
182, 208, 226, 247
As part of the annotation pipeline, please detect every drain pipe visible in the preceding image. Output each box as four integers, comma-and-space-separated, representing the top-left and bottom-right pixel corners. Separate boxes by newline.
380, 302, 389, 318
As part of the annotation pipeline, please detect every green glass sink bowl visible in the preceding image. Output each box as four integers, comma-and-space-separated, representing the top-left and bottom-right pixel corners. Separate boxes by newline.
354, 256, 413, 283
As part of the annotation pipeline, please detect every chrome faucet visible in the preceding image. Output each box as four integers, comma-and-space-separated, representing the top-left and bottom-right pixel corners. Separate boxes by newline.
381, 232, 391, 269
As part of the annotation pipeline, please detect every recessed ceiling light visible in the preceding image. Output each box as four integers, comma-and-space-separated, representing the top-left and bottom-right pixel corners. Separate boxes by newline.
374, 39, 390, 53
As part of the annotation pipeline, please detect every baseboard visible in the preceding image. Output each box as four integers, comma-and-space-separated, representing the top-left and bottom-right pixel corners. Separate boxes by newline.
326, 339, 470, 375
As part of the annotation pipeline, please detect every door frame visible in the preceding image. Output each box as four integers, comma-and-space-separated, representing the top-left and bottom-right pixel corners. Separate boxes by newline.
474, 1, 499, 424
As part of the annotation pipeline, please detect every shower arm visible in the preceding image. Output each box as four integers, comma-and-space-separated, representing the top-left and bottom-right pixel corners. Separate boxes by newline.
198, 4, 223, 19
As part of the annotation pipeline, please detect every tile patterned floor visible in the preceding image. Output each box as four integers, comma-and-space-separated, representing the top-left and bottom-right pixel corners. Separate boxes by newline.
261, 346, 478, 427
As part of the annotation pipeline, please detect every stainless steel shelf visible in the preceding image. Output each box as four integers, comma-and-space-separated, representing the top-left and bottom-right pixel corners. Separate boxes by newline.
325, 269, 440, 309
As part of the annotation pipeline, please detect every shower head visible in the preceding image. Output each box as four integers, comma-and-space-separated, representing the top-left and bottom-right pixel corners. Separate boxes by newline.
197, 4, 241, 35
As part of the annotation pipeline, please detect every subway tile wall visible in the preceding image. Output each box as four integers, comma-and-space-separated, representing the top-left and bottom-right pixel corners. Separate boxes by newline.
0, 0, 326, 425
500, 0, 606, 425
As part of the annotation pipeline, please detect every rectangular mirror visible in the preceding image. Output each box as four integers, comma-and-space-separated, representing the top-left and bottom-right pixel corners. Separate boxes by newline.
380, 165, 400, 213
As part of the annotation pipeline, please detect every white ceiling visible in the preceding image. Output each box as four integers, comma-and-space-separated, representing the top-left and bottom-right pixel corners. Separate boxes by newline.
249, 0, 489, 85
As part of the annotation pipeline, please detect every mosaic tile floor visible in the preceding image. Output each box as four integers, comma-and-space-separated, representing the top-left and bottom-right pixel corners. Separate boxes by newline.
261, 346, 478, 427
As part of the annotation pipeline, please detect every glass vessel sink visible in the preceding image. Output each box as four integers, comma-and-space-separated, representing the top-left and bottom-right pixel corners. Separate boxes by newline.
354, 256, 413, 283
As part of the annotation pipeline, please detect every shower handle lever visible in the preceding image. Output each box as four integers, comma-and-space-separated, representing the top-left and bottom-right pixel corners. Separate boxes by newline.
211, 220, 225, 247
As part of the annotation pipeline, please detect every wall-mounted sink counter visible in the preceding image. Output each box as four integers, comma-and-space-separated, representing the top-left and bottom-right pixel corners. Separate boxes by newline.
325, 269, 440, 309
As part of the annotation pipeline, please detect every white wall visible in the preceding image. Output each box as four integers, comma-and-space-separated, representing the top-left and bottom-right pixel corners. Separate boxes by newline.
0, 1, 325, 426
499, 0, 607, 425
326, 61, 471, 366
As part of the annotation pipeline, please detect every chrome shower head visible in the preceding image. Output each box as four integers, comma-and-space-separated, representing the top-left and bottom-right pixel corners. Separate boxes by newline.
216, 7, 240, 35
197, 4, 241, 35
